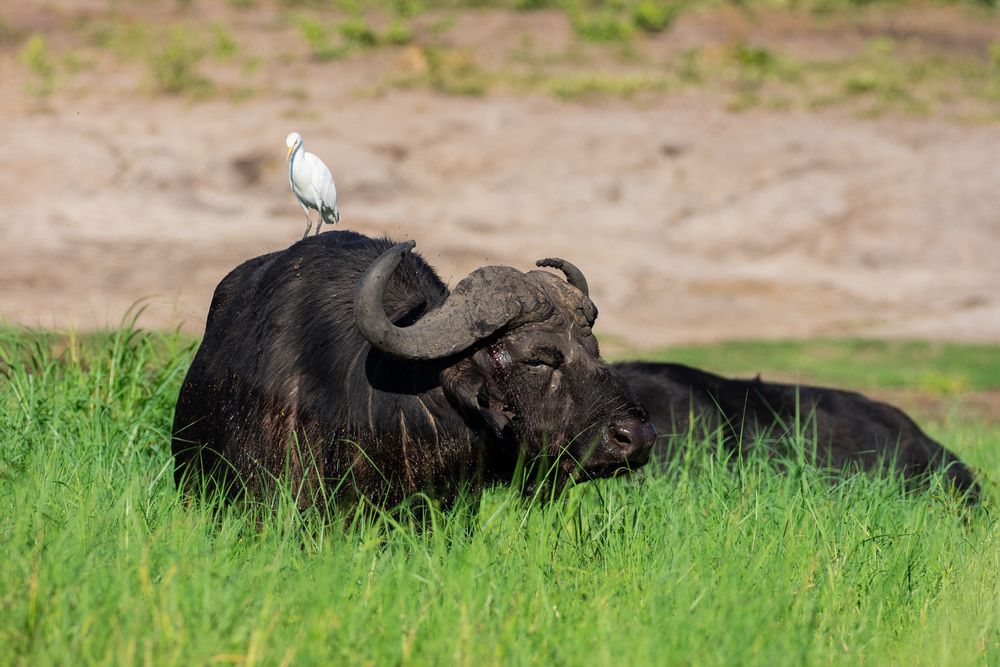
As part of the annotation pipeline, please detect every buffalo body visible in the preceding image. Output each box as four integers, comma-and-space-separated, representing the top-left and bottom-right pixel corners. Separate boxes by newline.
616, 361, 978, 498
172, 232, 655, 506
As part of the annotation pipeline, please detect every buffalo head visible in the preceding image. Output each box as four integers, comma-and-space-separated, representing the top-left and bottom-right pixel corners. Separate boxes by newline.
354, 241, 656, 486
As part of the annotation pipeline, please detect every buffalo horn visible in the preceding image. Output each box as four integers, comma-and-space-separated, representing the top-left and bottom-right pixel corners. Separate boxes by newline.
535, 258, 589, 297
355, 242, 537, 360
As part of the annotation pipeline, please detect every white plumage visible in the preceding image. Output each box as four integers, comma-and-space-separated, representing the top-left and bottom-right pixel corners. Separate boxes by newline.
285, 131, 340, 239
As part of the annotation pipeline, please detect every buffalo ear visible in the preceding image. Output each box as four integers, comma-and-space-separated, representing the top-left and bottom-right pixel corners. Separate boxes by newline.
440, 363, 514, 440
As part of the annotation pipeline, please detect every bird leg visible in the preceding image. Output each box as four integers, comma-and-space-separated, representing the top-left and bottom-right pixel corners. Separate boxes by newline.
300, 204, 313, 239
314, 206, 327, 235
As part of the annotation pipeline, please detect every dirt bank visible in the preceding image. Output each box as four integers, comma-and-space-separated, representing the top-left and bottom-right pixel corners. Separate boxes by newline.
2, 3, 998, 350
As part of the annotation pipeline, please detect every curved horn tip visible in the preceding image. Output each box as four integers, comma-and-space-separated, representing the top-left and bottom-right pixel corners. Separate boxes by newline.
397, 240, 416, 255
534, 256, 589, 298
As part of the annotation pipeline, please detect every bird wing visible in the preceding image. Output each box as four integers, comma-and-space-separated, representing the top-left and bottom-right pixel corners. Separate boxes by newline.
302, 151, 338, 209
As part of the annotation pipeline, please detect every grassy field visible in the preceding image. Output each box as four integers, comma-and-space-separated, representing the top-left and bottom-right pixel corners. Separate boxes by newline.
1, 325, 998, 665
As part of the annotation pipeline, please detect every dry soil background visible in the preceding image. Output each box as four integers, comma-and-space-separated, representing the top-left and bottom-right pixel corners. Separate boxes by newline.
1, 3, 999, 351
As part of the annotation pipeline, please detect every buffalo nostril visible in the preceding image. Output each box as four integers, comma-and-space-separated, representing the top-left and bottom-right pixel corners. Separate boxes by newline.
612, 425, 636, 449
610, 418, 657, 457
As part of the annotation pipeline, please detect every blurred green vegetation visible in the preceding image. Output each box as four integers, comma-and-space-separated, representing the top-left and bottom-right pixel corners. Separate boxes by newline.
82, 18, 232, 96
379, 44, 492, 95
547, 71, 669, 98
148, 26, 214, 95
7, 0, 1000, 114
568, 8, 636, 43
632, 1, 679, 33
18, 35, 56, 101
294, 15, 350, 60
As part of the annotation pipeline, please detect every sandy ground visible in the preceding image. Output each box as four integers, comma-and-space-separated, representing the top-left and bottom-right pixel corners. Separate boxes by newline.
1, 4, 999, 351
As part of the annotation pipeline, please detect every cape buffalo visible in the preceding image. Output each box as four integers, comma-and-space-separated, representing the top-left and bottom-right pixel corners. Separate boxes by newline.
172, 231, 655, 507
615, 361, 979, 499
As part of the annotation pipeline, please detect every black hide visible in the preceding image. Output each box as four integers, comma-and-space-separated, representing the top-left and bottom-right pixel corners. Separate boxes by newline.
615, 361, 979, 499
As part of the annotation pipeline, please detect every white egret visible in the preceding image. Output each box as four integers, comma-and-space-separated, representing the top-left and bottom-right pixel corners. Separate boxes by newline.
285, 131, 341, 239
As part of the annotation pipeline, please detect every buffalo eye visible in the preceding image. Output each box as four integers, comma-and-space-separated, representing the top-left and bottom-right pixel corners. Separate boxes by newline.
524, 348, 564, 369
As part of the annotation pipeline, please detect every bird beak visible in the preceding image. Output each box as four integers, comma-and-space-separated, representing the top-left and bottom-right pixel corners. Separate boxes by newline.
286, 145, 293, 160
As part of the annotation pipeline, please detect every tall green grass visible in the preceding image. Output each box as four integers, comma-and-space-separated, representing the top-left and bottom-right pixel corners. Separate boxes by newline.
1, 326, 997, 665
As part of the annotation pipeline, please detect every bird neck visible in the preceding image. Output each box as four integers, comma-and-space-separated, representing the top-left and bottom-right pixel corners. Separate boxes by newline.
288, 144, 300, 183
